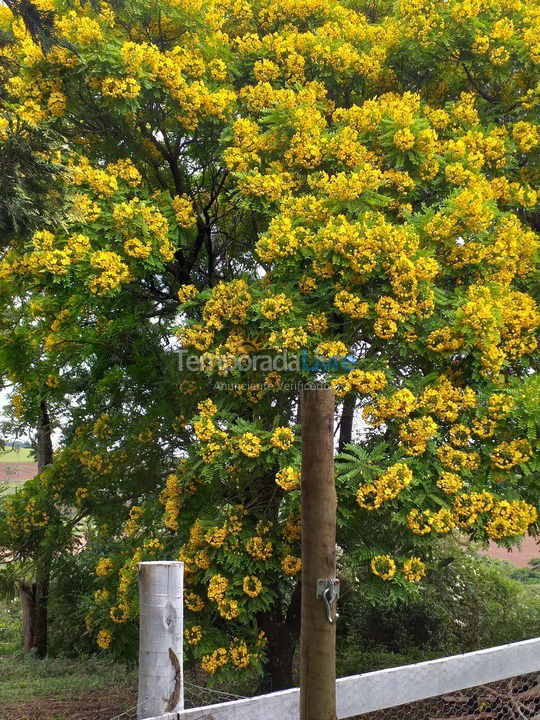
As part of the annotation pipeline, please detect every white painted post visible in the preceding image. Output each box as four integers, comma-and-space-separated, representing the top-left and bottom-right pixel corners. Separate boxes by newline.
137, 561, 184, 720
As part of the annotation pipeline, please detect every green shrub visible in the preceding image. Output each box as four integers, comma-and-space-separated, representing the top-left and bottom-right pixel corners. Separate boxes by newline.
336, 542, 540, 675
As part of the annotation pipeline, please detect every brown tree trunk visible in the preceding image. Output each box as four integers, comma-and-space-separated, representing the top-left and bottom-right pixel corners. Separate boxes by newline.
33, 561, 50, 658
338, 394, 355, 452
37, 399, 54, 473
19, 581, 36, 653
259, 582, 302, 691
300, 388, 337, 720
19, 399, 55, 657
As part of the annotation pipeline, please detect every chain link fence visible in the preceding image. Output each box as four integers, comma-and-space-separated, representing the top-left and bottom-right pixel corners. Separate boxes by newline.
353, 671, 540, 720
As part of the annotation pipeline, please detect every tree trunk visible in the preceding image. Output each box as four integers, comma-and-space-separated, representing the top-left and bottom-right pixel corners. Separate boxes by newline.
37, 399, 54, 473
19, 581, 36, 653
338, 394, 355, 452
259, 582, 302, 691
33, 561, 51, 658
19, 399, 55, 657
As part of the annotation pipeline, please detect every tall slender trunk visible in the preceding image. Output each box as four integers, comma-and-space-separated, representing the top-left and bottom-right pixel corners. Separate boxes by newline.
259, 582, 302, 691
19, 581, 36, 653
20, 399, 54, 657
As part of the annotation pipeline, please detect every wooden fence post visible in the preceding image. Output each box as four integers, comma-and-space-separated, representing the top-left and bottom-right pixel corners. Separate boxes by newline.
137, 561, 184, 719
300, 388, 337, 720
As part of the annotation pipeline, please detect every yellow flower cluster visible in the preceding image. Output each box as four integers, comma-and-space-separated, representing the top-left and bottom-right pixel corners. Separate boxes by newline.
490, 439, 532, 470
243, 575, 262, 597
203, 279, 253, 327
160, 473, 181, 530
172, 195, 197, 228
275, 467, 300, 491
399, 416, 437, 455
238, 432, 262, 457
437, 444, 480, 472
89, 251, 131, 295
246, 536, 273, 560
436, 472, 463, 494
268, 327, 308, 351
365, 388, 417, 424
229, 639, 251, 668
402, 557, 426, 583
334, 290, 369, 319
331, 369, 387, 398
315, 340, 348, 359
96, 558, 113, 577
178, 284, 199, 303
97, 629, 112, 649
356, 463, 412, 510
281, 555, 302, 575
184, 626, 203, 645
207, 574, 229, 603
201, 647, 228, 674
270, 427, 294, 450
486, 500, 537, 540
370, 555, 396, 580
260, 293, 293, 320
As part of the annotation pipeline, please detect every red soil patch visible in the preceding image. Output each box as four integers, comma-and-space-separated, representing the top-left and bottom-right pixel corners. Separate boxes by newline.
0, 462, 38, 486
485, 534, 539, 568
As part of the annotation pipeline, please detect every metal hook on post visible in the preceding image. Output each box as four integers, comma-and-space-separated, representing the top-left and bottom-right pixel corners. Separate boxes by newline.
316, 579, 340, 624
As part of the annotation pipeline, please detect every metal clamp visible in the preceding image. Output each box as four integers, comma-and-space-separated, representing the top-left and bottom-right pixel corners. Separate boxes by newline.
316, 579, 340, 624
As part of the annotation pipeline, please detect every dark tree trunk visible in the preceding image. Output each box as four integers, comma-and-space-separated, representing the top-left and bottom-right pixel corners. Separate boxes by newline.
19, 581, 36, 653
33, 560, 51, 658
37, 399, 54, 473
338, 394, 356, 452
259, 582, 302, 691
19, 399, 55, 656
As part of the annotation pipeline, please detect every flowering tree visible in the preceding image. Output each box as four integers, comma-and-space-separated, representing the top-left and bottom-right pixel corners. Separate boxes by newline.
0, 0, 539, 688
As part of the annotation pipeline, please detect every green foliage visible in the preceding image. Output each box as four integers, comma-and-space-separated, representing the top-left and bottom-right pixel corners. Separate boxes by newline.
337, 542, 540, 677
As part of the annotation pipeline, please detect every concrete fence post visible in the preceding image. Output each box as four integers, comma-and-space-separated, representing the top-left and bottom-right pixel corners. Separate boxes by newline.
137, 561, 184, 719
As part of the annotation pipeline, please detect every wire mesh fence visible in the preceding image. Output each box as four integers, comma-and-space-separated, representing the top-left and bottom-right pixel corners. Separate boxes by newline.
352, 671, 540, 720
105, 677, 246, 720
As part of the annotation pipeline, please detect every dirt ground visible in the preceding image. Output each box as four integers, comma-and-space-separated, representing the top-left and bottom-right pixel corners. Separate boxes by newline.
0, 461, 38, 487
485, 535, 539, 568
0, 685, 138, 720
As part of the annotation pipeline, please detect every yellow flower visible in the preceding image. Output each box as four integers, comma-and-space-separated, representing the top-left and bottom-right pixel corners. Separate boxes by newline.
96, 558, 113, 577
207, 574, 229, 603
270, 427, 294, 450
185, 592, 204, 612
184, 625, 202, 645
437, 472, 463, 494
402, 557, 426, 583
281, 555, 302, 575
246, 536, 273, 560
218, 598, 240, 619
243, 575, 262, 598
238, 432, 262, 457
110, 603, 129, 624
201, 647, 228, 674
275, 467, 300, 491
259, 293, 293, 320
96, 629, 112, 649
370, 555, 396, 580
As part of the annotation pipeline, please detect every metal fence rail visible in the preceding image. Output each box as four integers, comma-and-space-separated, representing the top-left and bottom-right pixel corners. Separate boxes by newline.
144, 637, 540, 720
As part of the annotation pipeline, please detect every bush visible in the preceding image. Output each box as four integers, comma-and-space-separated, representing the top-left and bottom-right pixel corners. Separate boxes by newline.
0, 600, 22, 654
336, 542, 540, 676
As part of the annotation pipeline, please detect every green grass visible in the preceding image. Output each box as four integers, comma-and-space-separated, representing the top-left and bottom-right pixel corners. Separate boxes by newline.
0, 448, 34, 463
0, 655, 136, 703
